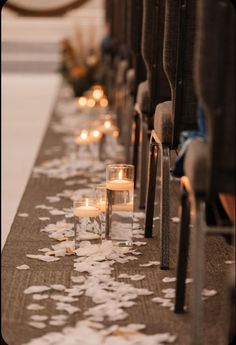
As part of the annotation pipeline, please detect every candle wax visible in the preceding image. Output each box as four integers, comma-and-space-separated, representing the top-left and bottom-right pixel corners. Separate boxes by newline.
74, 206, 101, 217
106, 180, 134, 191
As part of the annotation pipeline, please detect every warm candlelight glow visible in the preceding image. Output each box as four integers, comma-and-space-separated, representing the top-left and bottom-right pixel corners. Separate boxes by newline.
113, 130, 119, 137
80, 130, 89, 140
105, 114, 112, 120
78, 97, 87, 107
87, 98, 96, 108
104, 120, 111, 129
118, 169, 123, 180
85, 198, 89, 207
92, 130, 101, 139
93, 89, 104, 101
100, 97, 108, 107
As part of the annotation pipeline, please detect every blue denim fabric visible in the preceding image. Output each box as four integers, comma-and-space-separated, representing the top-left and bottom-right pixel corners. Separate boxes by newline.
172, 104, 206, 177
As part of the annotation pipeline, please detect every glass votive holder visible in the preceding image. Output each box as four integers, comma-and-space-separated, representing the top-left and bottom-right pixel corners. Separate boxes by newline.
73, 198, 102, 249
94, 183, 107, 239
106, 164, 134, 247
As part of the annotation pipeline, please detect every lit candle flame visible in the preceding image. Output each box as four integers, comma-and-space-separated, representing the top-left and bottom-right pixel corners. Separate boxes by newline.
93, 89, 104, 101
92, 130, 101, 138
78, 97, 87, 107
85, 198, 89, 207
104, 120, 111, 129
80, 130, 88, 140
118, 169, 123, 180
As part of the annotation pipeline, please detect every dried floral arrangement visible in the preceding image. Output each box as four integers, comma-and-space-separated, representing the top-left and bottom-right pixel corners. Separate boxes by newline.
58, 38, 105, 97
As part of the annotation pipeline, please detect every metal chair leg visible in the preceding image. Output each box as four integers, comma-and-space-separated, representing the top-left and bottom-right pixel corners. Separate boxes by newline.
132, 112, 141, 188
191, 199, 205, 345
144, 133, 159, 238
175, 188, 191, 312
160, 144, 170, 269
139, 120, 149, 209
125, 97, 134, 164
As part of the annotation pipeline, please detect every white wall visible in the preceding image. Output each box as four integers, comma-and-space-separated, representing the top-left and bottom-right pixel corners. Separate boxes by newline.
1, 0, 106, 51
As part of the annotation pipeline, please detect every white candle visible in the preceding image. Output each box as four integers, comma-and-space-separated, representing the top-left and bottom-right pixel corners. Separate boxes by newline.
106, 180, 134, 191
106, 169, 134, 191
74, 205, 101, 217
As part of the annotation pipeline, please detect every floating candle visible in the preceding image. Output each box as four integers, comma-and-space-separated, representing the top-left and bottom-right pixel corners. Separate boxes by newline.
106, 180, 134, 191
106, 167, 134, 190
74, 205, 101, 217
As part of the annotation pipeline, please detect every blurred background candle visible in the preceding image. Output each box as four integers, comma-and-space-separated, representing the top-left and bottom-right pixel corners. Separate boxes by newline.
75, 129, 89, 145
99, 97, 108, 108
106, 164, 134, 247
77, 96, 87, 108
73, 198, 101, 249
87, 98, 96, 108
90, 129, 102, 143
92, 85, 104, 102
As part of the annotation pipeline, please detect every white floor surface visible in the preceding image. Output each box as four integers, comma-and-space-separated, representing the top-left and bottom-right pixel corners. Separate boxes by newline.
2, 73, 61, 250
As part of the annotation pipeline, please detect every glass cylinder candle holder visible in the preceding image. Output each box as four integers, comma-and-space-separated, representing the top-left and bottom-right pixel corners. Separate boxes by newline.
106, 164, 134, 247
73, 198, 102, 249
95, 184, 107, 239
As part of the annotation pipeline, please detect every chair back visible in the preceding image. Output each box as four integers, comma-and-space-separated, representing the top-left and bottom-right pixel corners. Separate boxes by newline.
142, 0, 170, 115
163, 0, 198, 149
127, 0, 146, 96
194, 0, 235, 195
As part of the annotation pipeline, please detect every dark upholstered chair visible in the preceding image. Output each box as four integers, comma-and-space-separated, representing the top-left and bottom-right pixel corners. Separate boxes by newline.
132, 0, 170, 207
144, 0, 198, 269
122, 0, 146, 163
174, 1, 235, 344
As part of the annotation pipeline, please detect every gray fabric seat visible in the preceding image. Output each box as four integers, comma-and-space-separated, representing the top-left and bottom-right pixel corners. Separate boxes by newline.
184, 139, 207, 195
136, 80, 150, 114
153, 101, 172, 144
144, 0, 198, 270
116, 60, 129, 86
132, 0, 170, 206
174, 2, 235, 343
126, 68, 135, 95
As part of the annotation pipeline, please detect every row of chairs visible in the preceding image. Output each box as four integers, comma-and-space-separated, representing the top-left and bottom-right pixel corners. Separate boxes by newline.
104, 0, 235, 344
